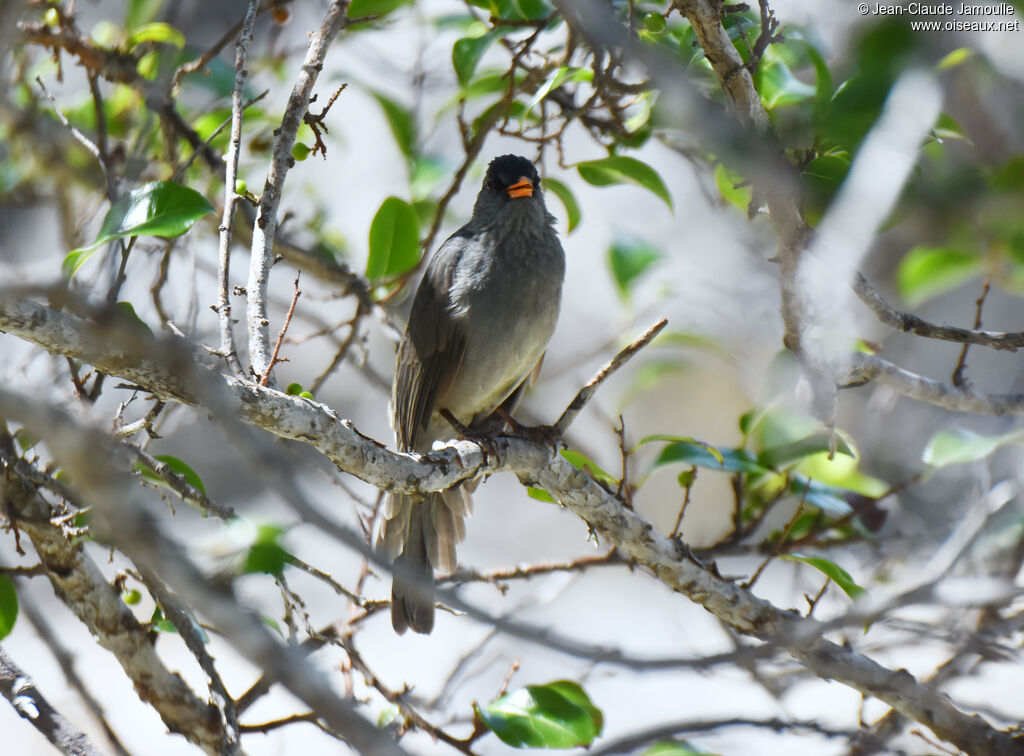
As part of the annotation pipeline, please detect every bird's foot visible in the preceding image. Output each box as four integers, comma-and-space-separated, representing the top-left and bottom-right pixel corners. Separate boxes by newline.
440, 409, 501, 464
495, 407, 563, 454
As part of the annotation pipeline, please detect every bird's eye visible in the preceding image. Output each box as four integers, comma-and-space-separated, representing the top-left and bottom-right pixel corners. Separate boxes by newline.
485, 179, 496, 191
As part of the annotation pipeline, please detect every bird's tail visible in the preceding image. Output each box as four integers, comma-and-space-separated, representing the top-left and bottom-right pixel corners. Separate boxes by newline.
377, 490, 470, 634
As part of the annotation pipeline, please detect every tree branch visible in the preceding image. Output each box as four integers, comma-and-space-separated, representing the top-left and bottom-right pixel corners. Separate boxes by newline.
846, 352, 1024, 415
0, 646, 105, 756
247, 0, 350, 383
2, 295, 1020, 755
853, 272, 1024, 351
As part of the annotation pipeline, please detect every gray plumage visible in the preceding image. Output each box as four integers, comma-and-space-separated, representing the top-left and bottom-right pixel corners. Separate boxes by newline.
377, 155, 565, 634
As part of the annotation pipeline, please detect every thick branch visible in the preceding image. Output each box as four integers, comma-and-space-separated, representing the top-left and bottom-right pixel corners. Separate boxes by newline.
0, 646, 104, 756
2, 296, 1020, 754
846, 352, 1024, 415
247, 0, 350, 382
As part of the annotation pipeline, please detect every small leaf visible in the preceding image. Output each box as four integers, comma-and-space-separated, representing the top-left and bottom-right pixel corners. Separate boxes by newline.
523, 66, 592, 117
897, 246, 982, 307
453, 31, 500, 87
541, 178, 580, 232
713, 163, 752, 211
576, 155, 673, 209
150, 607, 178, 633
378, 703, 401, 728
126, 22, 185, 50
64, 181, 214, 277
608, 237, 661, 300
242, 524, 292, 576
477, 680, 603, 748
755, 46, 815, 110
371, 92, 416, 159
262, 616, 283, 635
937, 47, 973, 71
758, 433, 854, 470
527, 486, 557, 503
653, 441, 765, 474
137, 454, 207, 495
348, 0, 413, 21
366, 196, 420, 281
0, 575, 18, 640
923, 428, 1024, 467
783, 553, 866, 600
561, 449, 618, 488
641, 742, 718, 756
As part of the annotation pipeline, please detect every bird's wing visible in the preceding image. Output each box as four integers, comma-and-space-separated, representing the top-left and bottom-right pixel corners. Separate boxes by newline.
392, 228, 471, 452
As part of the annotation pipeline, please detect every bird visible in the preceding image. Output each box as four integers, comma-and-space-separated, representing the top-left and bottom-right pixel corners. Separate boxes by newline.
376, 154, 566, 634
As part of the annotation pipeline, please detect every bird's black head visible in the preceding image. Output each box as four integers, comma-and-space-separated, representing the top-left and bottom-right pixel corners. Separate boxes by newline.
482, 154, 540, 200
471, 154, 546, 228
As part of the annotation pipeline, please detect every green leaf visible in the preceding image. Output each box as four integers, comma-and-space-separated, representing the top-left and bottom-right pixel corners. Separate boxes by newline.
286, 382, 305, 396
115, 301, 153, 335
126, 22, 184, 50
608, 237, 661, 300
242, 524, 291, 576
713, 163, 752, 211
477, 680, 603, 748
366, 196, 421, 281
542, 178, 580, 233
937, 47, 973, 71
758, 433, 854, 470
527, 486, 557, 503
897, 246, 982, 307
64, 181, 214, 277
348, 0, 413, 21
378, 703, 401, 728
453, 31, 500, 87
923, 428, 1024, 467
643, 437, 771, 475
755, 46, 815, 110
137, 454, 207, 495
126, 0, 163, 30
561, 449, 618, 488
0, 575, 18, 640
149, 607, 178, 633
783, 553, 866, 600
524, 66, 592, 117
371, 92, 416, 160
792, 477, 854, 517
642, 742, 718, 756
576, 155, 673, 209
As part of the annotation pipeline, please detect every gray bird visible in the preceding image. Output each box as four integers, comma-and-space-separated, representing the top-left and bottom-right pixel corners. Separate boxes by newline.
377, 154, 566, 634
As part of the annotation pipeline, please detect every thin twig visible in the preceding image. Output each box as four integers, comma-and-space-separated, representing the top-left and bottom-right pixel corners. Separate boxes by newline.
951, 277, 991, 388
259, 273, 301, 386
554, 318, 667, 435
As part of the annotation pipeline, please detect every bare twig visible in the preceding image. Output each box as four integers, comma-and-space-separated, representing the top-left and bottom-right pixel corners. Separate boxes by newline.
259, 273, 301, 386
951, 277, 992, 388
554, 318, 667, 435
852, 272, 1024, 351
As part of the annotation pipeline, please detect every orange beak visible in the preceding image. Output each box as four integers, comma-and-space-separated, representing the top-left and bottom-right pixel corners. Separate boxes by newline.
507, 176, 534, 199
